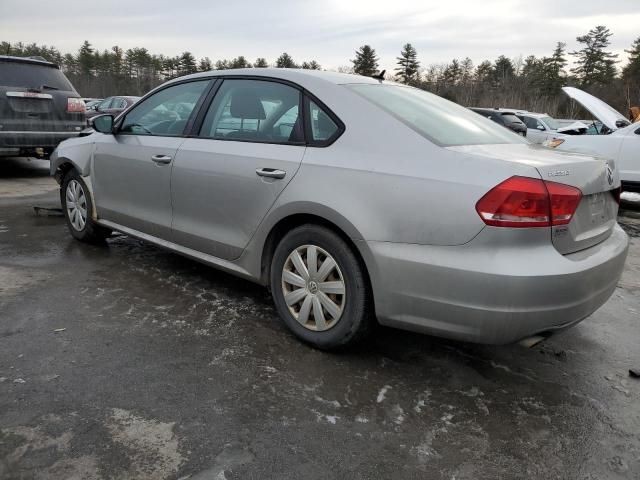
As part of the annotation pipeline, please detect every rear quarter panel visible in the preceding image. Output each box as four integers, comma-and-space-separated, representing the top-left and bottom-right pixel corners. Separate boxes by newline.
261, 86, 541, 246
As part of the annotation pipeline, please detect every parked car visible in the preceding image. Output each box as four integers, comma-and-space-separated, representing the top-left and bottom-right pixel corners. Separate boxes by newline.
83, 99, 103, 111
51, 69, 628, 349
86, 96, 139, 121
0, 55, 86, 158
515, 112, 587, 144
547, 87, 638, 193
469, 108, 527, 136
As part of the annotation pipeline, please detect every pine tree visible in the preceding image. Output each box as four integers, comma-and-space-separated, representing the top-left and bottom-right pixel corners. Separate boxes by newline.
538, 42, 567, 95
229, 56, 251, 69
570, 25, 618, 86
475, 60, 494, 84
460, 57, 474, 84
623, 36, 640, 81
198, 57, 213, 72
301, 60, 321, 70
351, 45, 379, 76
77, 40, 95, 78
442, 59, 462, 85
395, 43, 420, 84
215, 59, 230, 70
178, 52, 197, 75
493, 55, 515, 84
275, 52, 297, 68
253, 57, 269, 68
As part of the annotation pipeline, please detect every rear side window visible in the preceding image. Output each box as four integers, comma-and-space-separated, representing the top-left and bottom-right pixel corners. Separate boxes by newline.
349, 84, 525, 147
200, 79, 303, 144
308, 100, 339, 144
0, 61, 75, 91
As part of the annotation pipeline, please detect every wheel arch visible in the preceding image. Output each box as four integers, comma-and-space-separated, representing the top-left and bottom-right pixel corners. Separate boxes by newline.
257, 206, 376, 307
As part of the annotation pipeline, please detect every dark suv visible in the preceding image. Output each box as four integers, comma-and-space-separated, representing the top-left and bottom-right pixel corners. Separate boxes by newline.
469, 108, 527, 137
0, 55, 86, 159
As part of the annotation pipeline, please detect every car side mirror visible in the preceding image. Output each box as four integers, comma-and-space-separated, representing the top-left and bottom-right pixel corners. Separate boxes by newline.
91, 114, 114, 134
536, 125, 545, 131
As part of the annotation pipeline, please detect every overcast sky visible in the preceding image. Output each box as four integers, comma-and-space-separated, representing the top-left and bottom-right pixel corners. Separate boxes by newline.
1, 0, 638, 70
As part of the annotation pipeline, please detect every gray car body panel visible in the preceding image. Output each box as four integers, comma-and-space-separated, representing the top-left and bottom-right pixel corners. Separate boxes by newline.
50, 68, 629, 344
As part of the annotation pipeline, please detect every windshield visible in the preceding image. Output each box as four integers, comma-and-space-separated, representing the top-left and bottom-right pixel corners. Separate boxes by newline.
0, 61, 75, 91
540, 116, 561, 130
347, 84, 526, 147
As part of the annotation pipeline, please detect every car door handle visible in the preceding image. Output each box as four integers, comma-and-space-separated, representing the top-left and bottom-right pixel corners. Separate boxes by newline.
151, 154, 172, 164
256, 168, 286, 179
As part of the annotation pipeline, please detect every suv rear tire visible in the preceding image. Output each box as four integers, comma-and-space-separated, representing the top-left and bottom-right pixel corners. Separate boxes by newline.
270, 224, 372, 349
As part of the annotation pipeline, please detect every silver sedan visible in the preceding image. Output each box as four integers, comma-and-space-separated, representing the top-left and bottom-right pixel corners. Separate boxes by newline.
50, 69, 629, 349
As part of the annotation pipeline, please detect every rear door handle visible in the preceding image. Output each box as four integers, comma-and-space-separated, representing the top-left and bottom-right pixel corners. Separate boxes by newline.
256, 168, 286, 179
151, 154, 172, 164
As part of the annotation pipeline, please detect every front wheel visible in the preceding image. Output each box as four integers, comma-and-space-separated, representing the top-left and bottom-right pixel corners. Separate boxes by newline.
61, 171, 110, 243
270, 224, 372, 349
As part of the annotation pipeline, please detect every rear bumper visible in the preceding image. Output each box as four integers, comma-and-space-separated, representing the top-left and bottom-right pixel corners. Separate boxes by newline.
368, 224, 629, 344
0, 130, 82, 148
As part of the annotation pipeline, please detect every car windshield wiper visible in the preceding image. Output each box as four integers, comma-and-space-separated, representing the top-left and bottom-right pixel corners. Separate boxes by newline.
40, 84, 60, 90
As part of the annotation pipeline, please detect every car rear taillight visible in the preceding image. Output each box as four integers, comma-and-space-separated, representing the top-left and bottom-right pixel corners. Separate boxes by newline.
67, 97, 85, 113
476, 176, 582, 228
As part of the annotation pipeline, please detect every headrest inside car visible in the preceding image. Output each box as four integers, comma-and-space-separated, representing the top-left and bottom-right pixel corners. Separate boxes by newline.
230, 88, 266, 120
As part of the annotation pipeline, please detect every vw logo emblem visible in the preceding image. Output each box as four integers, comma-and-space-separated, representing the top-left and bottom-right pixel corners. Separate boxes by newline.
606, 165, 614, 186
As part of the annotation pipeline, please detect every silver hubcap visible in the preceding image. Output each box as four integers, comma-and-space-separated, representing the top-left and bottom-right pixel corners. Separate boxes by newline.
281, 245, 346, 331
66, 180, 87, 232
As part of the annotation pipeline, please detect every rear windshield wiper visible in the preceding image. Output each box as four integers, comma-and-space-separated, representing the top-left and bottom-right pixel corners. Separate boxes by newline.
40, 84, 60, 90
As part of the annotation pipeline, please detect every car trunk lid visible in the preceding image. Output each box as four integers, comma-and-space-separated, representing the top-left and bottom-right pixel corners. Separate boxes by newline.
447, 143, 620, 254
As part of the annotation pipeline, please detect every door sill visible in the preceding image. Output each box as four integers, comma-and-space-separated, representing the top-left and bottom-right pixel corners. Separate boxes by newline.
97, 219, 256, 282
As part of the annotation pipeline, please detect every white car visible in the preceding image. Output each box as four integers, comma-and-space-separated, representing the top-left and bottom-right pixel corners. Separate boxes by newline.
515, 111, 588, 144
548, 87, 638, 192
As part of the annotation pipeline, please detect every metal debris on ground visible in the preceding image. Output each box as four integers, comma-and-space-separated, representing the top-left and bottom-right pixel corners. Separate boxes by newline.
33, 206, 64, 217
53, 328, 66, 333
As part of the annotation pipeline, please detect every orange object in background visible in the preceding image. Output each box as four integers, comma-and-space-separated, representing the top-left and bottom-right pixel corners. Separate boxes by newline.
630, 106, 640, 122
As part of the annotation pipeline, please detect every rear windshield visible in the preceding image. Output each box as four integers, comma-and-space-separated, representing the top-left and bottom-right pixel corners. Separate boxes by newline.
348, 84, 526, 147
0, 61, 75, 91
501, 113, 525, 125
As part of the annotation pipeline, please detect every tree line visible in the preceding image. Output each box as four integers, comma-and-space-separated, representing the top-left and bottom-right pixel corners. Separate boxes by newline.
2, 24, 639, 118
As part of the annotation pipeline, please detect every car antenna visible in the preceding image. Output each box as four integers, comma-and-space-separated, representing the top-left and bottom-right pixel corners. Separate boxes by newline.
371, 70, 386, 81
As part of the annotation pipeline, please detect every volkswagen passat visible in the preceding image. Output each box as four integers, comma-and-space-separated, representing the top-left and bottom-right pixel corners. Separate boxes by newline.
50, 69, 629, 349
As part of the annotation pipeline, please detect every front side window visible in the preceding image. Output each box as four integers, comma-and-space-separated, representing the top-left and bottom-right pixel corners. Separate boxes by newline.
200, 79, 303, 144
120, 80, 209, 136
348, 84, 526, 147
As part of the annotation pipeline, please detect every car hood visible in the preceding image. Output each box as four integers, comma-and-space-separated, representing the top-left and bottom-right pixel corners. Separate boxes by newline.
556, 121, 588, 133
562, 87, 630, 131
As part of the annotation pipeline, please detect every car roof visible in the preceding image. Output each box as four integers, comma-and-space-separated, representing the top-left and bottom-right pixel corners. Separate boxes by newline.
0, 55, 59, 69
167, 68, 383, 88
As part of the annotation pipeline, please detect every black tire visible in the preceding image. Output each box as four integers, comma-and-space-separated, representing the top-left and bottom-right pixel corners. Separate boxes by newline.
270, 224, 373, 349
60, 170, 111, 243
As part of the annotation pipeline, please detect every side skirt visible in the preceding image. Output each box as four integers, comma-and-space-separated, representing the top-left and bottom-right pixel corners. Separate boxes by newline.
97, 219, 260, 284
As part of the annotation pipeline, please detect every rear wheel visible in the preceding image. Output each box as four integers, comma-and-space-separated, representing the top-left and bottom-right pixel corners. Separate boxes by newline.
270, 224, 372, 349
61, 170, 110, 243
